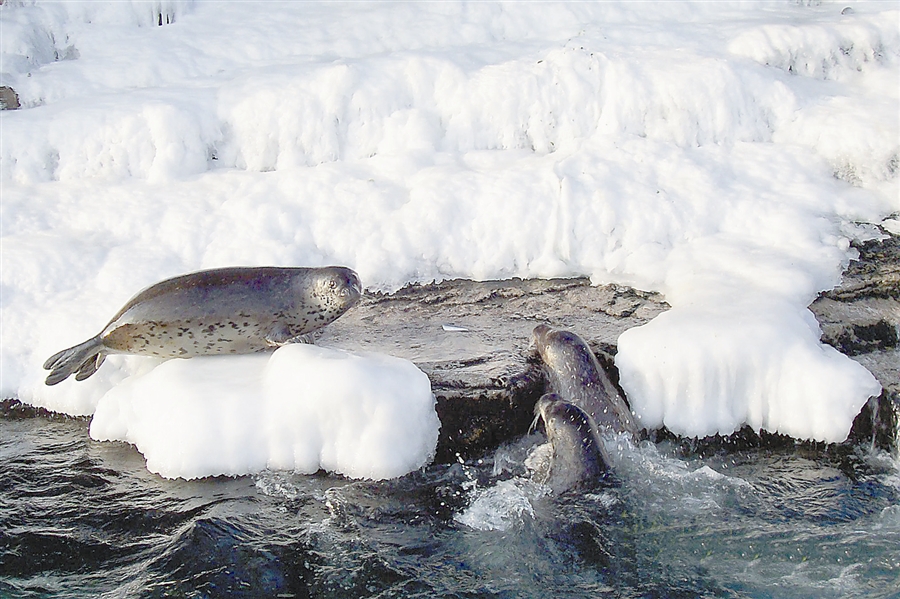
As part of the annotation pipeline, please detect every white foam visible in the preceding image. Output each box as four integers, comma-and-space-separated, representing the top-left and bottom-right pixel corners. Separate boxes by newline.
454, 478, 547, 531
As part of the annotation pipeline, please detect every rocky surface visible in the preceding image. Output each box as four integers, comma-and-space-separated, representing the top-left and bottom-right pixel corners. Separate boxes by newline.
321, 231, 899, 461
319, 279, 667, 461
813, 233, 900, 452
0, 86, 19, 110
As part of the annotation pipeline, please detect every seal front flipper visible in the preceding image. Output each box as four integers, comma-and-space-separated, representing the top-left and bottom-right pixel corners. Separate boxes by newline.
43, 337, 106, 385
264, 325, 312, 347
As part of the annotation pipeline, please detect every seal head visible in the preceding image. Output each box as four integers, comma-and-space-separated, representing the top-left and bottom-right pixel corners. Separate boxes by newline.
532, 324, 639, 438
532, 393, 610, 493
43, 266, 362, 385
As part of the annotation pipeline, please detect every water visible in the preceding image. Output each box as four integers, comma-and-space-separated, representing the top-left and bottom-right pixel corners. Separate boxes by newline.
2, 401, 899, 599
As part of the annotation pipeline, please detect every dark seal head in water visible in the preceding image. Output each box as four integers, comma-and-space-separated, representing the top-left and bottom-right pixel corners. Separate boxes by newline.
43, 266, 362, 385
532, 324, 639, 438
532, 393, 610, 493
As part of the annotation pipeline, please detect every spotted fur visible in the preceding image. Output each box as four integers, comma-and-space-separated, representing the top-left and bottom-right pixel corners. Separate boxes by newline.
532, 324, 639, 438
43, 266, 361, 385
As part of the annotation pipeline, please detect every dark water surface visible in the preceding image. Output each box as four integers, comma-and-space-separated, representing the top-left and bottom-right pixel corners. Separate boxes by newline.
2, 403, 899, 599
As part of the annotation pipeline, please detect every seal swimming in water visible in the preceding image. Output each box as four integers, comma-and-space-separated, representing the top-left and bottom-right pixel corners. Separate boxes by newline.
530, 393, 610, 493
532, 324, 639, 438
43, 266, 362, 385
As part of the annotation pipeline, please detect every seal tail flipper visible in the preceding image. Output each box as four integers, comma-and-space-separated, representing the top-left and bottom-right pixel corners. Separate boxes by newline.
75, 352, 106, 381
43, 337, 105, 385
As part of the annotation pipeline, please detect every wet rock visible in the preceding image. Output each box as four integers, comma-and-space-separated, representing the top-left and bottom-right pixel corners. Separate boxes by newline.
819, 234, 900, 302
0, 398, 78, 422
846, 389, 898, 452
822, 319, 898, 356
647, 425, 802, 458
813, 232, 900, 451
0, 86, 20, 110
319, 278, 667, 460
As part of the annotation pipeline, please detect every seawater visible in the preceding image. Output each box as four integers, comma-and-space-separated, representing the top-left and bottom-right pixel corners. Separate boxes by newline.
2, 403, 899, 599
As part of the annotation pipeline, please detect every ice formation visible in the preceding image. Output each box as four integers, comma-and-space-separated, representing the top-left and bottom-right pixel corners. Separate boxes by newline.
2, 1, 898, 478
89, 344, 439, 480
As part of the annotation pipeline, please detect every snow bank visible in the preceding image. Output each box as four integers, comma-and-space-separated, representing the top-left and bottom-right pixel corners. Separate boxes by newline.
2, 1, 898, 451
89, 344, 439, 480
729, 16, 899, 81
617, 299, 882, 440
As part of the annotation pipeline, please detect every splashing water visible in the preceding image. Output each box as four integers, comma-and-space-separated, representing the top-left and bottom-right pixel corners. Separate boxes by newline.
2, 402, 899, 598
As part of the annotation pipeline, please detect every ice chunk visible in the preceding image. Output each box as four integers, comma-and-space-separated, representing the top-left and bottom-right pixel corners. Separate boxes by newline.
617, 299, 882, 442
89, 345, 439, 480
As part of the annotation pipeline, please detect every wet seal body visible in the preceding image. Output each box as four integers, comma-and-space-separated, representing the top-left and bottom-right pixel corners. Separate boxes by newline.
532, 393, 610, 493
43, 266, 362, 385
532, 324, 639, 438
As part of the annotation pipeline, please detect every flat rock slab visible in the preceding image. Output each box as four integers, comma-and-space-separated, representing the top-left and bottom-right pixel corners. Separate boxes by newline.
321, 233, 899, 460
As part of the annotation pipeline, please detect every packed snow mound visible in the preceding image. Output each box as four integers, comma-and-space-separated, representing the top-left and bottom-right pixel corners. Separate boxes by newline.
2, 1, 898, 446
729, 14, 900, 80
89, 344, 439, 480
3, 48, 797, 183
0, 0, 192, 75
616, 299, 882, 441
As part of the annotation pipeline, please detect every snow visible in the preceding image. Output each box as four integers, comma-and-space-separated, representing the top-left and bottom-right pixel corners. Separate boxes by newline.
1, 1, 898, 477
616, 298, 883, 440
89, 344, 439, 480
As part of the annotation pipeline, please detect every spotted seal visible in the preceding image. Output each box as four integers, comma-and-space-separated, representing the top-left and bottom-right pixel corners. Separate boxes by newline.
531, 393, 610, 493
532, 324, 639, 438
43, 266, 362, 385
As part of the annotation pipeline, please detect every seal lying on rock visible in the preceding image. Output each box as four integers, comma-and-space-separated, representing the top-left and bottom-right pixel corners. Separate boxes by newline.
531, 393, 611, 493
43, 266, 362, 385
532, 324, 639, 439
